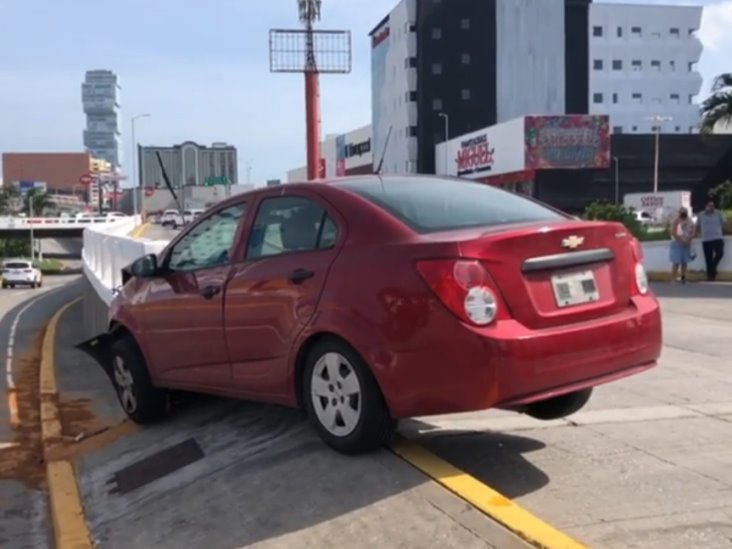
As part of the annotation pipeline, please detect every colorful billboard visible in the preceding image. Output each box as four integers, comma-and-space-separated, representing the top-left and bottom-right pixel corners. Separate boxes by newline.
524, 115, 610, 170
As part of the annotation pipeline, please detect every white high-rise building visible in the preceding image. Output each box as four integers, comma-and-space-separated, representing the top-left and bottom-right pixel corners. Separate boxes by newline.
82, 70, 122, 169
589, 3, 703, 135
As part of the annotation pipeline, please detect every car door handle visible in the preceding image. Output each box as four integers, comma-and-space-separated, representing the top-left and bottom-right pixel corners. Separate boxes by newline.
289, 268, 314, 284
200, 285, 221, 299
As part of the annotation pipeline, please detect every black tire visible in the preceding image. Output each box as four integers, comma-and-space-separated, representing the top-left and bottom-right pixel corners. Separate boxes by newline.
302, 338, 395, 455
525, 388, 593, 420
30, 282, 37, 289
109, 335, 169, 424
9, 284, 14, 289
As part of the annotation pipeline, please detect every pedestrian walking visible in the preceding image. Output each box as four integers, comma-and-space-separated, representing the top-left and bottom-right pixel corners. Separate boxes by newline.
669, 207, 695, 284
696, 200, 726, 281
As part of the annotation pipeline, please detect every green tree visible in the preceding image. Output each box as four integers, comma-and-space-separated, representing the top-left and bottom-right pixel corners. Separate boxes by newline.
583, 200, 644, 238
0, 186, 20, 215
700, 73, 732, 135
23, 189, 53, 216
709, 180, 732, 210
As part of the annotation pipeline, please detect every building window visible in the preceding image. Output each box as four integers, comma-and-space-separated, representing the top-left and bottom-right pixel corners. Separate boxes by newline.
405, 57, 417, 68
651, 60, 661, 70
689, 126, 695, 133
407, 126, 417, 137
405, 91, 417, 102
651, 125, 660, 132
461, 88, 471, 100
460, 18, 470, 30
632, 60, 642, 71
613, 126, 623, 134
670, 60, 676, 71
612, 93, 618, 104
432, 63, 442, 75
670, 27, 680, 37
461, 53, 471, 65
688, 28, 696, 37
593, 59, 603, 70
632, 93, 642, 103
432, 98, 443, 111
631, 26, 642, 37
432, 28, 442, 39
593, 93, 603, 104
632, 126, 638, 132
617, 26, 623, 37
675, 126, 681, 132
670, 93, 680, 104
688, 62, 696, 72
612, 60, 623, 70
593, 26, 603, 37
408, 23, 417, 32
688, 94, 694, 104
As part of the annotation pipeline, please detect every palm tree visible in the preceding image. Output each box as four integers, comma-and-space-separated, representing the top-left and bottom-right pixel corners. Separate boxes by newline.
0, 186, 20, 215
23, 189, 53, 216
700, 73, 732, 134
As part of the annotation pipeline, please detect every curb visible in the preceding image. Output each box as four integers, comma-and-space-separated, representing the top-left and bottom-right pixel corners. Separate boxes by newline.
392, 436, 589, 549
39, 297, 93, 549
129, 222, 150, 239
648, 271, 732, 282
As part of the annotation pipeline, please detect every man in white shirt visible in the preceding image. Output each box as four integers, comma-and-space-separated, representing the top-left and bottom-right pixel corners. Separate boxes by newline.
696, 200, 726, 281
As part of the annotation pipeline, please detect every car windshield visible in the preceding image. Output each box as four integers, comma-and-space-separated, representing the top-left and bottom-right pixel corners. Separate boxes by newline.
338, 176, 566, 233
4, 262, 30, 269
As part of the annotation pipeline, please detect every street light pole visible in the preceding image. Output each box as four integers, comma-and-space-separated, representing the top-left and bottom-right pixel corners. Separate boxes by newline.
613, 156, 620, 204
28, 194, 35, 263
438, 112, 449, 175
131, 114, 151, 219
646, 115, 672, 193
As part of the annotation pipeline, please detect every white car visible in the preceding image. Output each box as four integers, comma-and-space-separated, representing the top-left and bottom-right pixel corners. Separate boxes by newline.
160, 209, 184, 228
635, 211, 655, 226
2, 260, 42, 289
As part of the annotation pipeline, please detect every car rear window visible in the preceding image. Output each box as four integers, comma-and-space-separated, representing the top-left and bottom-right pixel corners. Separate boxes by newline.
338, 176, 565, 233
4, 262, 30, 269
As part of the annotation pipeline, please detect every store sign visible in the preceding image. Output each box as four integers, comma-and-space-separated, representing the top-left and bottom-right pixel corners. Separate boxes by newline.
455, 134, 495, 176
344, 139, 371, 158
372, 25, 390, 48
525, 115, 610, 170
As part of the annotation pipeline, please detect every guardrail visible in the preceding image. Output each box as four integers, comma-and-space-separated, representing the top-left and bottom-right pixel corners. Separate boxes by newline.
82, 216, 169, 306
0, 216, 127, 229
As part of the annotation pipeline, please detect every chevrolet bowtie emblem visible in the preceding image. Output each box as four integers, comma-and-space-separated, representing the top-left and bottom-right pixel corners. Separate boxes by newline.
562, 235, 585, 249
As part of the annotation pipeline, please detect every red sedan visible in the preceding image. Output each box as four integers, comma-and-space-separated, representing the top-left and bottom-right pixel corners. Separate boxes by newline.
79, 176, 662, 455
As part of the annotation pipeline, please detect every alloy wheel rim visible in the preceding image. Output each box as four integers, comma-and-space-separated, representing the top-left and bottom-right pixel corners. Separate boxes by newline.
113, 356, 137, 413
310, 352, 362, 437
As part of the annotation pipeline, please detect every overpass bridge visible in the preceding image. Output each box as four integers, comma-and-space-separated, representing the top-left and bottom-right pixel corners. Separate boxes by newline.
0, 215, 125, 238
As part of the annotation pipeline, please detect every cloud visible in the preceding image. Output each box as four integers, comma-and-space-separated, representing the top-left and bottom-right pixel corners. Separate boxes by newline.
698, 0, 732, 51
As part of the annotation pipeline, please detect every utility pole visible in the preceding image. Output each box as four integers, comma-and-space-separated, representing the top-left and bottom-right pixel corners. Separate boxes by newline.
438, 112, 449, 174
646, 115, 672, 193
613, 156, 620, 204
28, 194, 35, 263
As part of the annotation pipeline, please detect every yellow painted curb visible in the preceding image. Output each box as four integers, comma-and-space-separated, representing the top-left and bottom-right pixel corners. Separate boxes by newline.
392, 436, 589, 549
648, 271, 732, 282
39, 297, 92, 549
130, 222, 150, 238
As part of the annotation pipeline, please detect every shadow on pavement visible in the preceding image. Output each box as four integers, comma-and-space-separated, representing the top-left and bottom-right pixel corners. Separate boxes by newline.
403, 419, 550, 499
651, 281, 732, 299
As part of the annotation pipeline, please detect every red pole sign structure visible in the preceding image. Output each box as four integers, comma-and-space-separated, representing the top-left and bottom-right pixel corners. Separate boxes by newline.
269, 1, 351, 181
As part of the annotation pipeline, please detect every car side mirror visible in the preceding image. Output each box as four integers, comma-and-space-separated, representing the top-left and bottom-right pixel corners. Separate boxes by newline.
129, 254, 159, 278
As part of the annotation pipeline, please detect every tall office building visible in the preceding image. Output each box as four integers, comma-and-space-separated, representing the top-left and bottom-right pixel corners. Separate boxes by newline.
139, 141, 238, 189
588, 3, 704, 135
370, 0, 592, 175
82, 70, 122, 169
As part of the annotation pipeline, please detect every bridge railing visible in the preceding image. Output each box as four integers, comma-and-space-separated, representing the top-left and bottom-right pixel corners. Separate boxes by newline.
82, 217, 169, 307
0, 216, 128, 229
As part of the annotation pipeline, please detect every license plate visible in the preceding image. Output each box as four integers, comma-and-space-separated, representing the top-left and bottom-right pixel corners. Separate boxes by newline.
551, 270, 599, 308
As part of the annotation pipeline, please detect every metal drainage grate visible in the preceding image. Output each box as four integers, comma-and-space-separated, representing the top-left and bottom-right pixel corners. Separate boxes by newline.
108, 438, 205, 495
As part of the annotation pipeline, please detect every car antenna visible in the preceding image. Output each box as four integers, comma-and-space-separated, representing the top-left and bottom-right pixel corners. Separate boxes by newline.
155, 151, 185, 216
374, 125, 393, 175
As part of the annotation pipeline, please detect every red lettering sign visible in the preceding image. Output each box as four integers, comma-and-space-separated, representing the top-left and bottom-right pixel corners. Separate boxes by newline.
455, 137, 495, 176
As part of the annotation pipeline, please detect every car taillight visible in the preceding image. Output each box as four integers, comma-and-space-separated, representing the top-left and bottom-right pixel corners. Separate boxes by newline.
416, 259, 509, 326
634, 262, 649, 295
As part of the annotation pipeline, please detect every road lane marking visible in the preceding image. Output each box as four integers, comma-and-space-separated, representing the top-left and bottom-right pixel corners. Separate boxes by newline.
40, 297, 92, 549
130, 222, 150, 238
392, 436, 589, 549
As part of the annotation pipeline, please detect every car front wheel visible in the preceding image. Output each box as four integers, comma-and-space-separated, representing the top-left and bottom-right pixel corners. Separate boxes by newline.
109, 335, 169, 424
303, 338, 395, 455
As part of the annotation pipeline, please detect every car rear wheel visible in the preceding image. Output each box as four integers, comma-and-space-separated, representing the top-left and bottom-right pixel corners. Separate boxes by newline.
109, 335, 169, 424
303, 339, 395, 455
524, 388, 593, 420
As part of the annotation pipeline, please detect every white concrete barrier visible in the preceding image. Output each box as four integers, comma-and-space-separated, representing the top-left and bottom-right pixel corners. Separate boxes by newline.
642, 236, 732, 275
0, 215, 125, 229
82, 216, 169, 306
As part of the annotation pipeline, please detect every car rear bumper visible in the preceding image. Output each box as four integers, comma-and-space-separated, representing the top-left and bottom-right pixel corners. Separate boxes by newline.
383, 295, 662, 418
3, 276, 36, 284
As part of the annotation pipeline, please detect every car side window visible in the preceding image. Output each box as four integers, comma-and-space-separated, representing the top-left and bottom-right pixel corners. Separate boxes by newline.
246, 196, 339, 260
167, 203, 247, 272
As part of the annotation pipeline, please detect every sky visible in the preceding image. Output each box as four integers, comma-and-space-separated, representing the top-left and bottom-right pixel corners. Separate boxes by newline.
0, 0, 730, 185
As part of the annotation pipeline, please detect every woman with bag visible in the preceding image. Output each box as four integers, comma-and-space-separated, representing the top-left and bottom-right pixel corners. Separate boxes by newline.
669, 207, 695, 284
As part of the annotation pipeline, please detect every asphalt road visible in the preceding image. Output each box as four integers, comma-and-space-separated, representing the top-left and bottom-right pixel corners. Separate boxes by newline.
0, 275, 83, 549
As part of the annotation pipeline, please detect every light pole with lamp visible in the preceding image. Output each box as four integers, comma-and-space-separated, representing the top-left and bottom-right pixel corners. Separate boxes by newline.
613, 156, 620, 204
438, 112, 449, 174
130, 113, 151, 219
646, 115, 672, 193
28, 193, 35, 264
